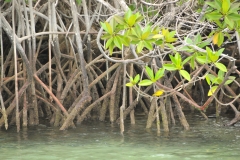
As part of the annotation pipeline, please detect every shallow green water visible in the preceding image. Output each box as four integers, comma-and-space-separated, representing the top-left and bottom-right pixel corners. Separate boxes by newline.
1, 114, 240, 160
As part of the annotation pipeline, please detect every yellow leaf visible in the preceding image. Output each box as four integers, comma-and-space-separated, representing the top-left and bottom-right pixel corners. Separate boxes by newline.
153, 90, 164, 97
213, 33, 219, 45
152, 34, 164, 39
162, 28, 169, 36
207, 86, 218, 96
126, 83, 134, 87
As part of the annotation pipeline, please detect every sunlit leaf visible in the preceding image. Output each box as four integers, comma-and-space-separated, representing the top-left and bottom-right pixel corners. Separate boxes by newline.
227, 13, 240, 21
182, 56, 192, 66
105, 37, 114, 49
162, 28, 169, 36
225, 16, 234, 29
143, 41, 153, 51
124, 9, 132, 22
106, 22, 113, 34
163, 64, 177, 71
208, 86, 218, 96
180, 70, 191, 81
217, 32, 224, 47
169, 54, 177, 65
215, 62, 227, 72
165, 37, 177, 43
137, 41, 144, 53
154, 68, 165, 81
205, 74, 212, 85
224, 76, 235, 85
133, 74, 140, 84
213, 32, 219, 45
145, 66, 154, 80
152, 34, 164, 39
190, 56, 196, 69
113, 36, 122, 49
126, 83, 134, 87
222, 0, 230, 14
138, 79, 153, 86
205, 11, 223, 20
218, 70, 225, 79
114, 15, 126, 25
196, 56, 209, 64
108, 43, 114, 56
130, 77, 134, 82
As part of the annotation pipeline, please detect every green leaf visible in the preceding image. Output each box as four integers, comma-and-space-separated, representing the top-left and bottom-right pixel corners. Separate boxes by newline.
175, 52, 182, 67
205, 11, 223, 20
225, 16, 234, 29
124, 9, 132, 22
196, 56, 209, 64
182, 56, 192, 66
130, 77, 134, 82
208, 52, 219, 63
169, 31, 176, 38
105, 37, 114, 49
224, 76, 235, 85
119, 36, 130, 46
145, 66, 154, 80
143, 41, 153, 51
154, 68, 165, 81
190, 56, 196, 69
205, 74, 211, 85
126, 82, 134, 87
138, 79, 154, 86
137, 41, 144, 53
113, 36, 122, 49
133, 24, 142, 38
163, 64, 177, 71
101, 33, 112, 40
218, 70, 225, 79
206, 47, 213, 55
222, 0, 230, 14
227, 13, 240, 21
179, 46, 194, 52
106, 22, 113, 34
185, 37, 193, 44
169, 54, 177, 65
215, 62, 227, 72
141, 25, 151, 39
108, 43, 114, 56
208, 86, 218, 96
179, 70, 191, 81
114, 15, 126, 25
127, 15, 137, 27
206, 1, 221, 11
76, 0, 82, 5
155, 39, 163, 46
198, 40, 211, 48
229, 3, 240, 13
216, 48, 225, 56
194, 33, 202, 44
133, 74, 140, 84
165, 37, 177, 43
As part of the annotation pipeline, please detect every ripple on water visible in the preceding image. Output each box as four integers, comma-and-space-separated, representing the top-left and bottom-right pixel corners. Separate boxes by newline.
0, 115, 240, 159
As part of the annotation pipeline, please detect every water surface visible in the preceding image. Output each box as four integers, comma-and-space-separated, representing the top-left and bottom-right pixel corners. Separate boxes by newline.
0, 114, 240, 160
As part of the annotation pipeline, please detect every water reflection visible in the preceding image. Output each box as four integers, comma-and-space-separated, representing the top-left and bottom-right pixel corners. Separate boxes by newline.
0, 114, 240, 159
